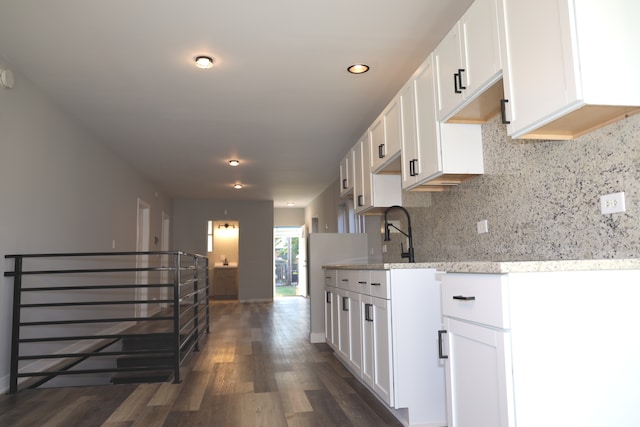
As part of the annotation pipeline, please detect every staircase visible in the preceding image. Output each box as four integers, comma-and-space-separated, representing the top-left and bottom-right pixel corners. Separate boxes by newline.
111, 333, 176, 384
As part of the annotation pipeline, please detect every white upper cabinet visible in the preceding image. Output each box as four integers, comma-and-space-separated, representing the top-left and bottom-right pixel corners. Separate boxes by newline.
401, 54, 484, 191
353, 131, 401, 214
434, 0, 504, 123
370, 96, 402, 174
339, 148, 354, 197
501, 0, 640, 139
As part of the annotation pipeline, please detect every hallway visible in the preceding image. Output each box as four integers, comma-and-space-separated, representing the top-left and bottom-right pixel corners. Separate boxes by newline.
0, 298, 402, 427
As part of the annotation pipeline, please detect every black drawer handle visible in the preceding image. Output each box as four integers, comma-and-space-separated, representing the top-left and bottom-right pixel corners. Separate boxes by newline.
371, 282, 381, 286
378, 143, 385, 159
438, 330, 448, 359
342, 178, 348, 189
357, 194, 364, 207
358, 281, 367, 284
326, 291, 331, 303
453, 295, 476, 301
342, 296, 349, 311
341, 279, 349, 282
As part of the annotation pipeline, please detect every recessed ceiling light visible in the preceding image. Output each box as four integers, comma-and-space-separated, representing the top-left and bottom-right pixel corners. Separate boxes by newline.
233, 183, 243, 189
347, 64, 370, 74
194, 55, 214, 69
286, 202, 296, 206
228, 159, 240, 166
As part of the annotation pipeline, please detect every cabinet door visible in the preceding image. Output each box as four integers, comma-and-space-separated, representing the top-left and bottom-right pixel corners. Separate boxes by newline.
346, 291, 362, 375
500, 0, 572, 137
339, 149, 353, 197
414, 56, 442, 183
371, 296, 394, 407
353, 133, 370, 213
324, 287, 334, 347
434, 23, 464, 120
460, 0, 502, 99
337, 288, 350, 361
400, 78, 418, 190
369, 114, 386, 172
361, 295, 374, 388
443, 317, 514, 427
370, 98, 401, 174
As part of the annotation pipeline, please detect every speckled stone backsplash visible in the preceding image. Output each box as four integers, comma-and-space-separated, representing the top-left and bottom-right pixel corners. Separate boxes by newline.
383, 113, 640, 263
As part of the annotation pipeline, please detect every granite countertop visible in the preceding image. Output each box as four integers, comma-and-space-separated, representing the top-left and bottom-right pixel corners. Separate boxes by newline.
325, 259, 640, 273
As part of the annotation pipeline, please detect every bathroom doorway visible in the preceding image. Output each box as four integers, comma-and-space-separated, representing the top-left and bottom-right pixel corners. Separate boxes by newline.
207, 220, 239, 300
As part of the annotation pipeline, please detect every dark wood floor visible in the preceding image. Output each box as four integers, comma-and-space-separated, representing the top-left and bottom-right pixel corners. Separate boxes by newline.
0, 298, 402, 427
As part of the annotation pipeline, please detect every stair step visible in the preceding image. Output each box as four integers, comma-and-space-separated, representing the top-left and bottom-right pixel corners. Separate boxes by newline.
110, 370, 172, 385
117, 354, 175, 369
122, 333, 174, 351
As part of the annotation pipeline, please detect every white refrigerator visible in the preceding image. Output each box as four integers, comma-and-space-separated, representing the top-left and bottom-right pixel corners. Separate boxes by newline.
306, 233, 369, 343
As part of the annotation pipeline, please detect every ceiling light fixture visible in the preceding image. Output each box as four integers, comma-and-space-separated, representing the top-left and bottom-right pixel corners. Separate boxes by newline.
347, 64, 370, 74
286, 202, 296, 206
228, 159, 240, 166
194, 55, 214, 69
233, 183, 243, 189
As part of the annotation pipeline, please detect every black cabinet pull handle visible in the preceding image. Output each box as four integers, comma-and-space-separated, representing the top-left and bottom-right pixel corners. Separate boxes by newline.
341, 279, 349, 282
453, 295, 476, 301
358, 281, 367, 284
458, 69, 466, 90
342, 296, 349, 311
342, 178, 347, 189
371, 282, 381, 286
378, 144, 385, 159
453, 72, 461, 94
326, 291, 331, 303
410, 159, 419, 176
438, 330, 448, 359
500, 99, 511, 124
364, 303, 373, 322
357, 195, 364, 207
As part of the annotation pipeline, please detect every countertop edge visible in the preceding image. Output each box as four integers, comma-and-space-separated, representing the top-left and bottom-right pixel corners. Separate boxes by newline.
323, 259, 640, 273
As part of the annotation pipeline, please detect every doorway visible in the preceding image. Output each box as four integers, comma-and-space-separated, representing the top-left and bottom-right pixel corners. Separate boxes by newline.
207, 220, 240, 300
136, 198, 150, 318
274, 226, 306, 297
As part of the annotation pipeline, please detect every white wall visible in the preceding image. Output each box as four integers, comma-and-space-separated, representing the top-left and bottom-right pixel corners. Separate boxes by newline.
172, 199, 274, 301
0, 60, 172, 392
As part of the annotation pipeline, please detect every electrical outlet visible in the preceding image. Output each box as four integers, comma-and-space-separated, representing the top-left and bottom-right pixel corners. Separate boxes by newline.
477, 219, 489, 234
600, 192, 626, 214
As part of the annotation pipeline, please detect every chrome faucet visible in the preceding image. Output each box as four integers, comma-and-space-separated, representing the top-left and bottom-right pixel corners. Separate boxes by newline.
383, 205, 415, 263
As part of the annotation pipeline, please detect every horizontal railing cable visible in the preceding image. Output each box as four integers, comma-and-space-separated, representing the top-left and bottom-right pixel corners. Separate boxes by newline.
4, 251, 209, 393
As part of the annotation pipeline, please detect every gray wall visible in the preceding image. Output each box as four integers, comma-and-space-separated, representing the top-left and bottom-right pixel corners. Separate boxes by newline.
0, 59, 172, 392
274, 207, 305, 227
172, 199, 274, 301
383, 113, 640, 263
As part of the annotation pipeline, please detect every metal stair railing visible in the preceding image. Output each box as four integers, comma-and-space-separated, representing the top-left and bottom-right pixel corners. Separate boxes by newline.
3, 251, 209, 393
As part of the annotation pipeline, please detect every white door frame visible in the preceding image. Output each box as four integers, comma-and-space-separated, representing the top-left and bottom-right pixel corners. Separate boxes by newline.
136, 198, 151, 318
160, 211, 170, 308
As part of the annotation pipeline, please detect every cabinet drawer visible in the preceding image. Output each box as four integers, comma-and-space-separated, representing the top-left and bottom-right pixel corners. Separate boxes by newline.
324, 269, 337, 287
355, 270, 371, 295
337, 270, 359, 292
369, 270, 390, 299
441, 273, 509, 329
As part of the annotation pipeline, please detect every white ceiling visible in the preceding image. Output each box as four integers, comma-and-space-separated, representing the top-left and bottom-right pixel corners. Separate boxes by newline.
0, 0, 473, 207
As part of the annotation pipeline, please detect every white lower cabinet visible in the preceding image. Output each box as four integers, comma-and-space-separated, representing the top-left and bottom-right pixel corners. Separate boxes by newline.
442, 318, 513, 427
441, 269, 640, 427
325, 267, 446, 427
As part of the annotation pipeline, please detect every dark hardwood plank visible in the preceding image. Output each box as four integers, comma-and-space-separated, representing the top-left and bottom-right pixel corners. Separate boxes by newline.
1, 298, 406, 427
